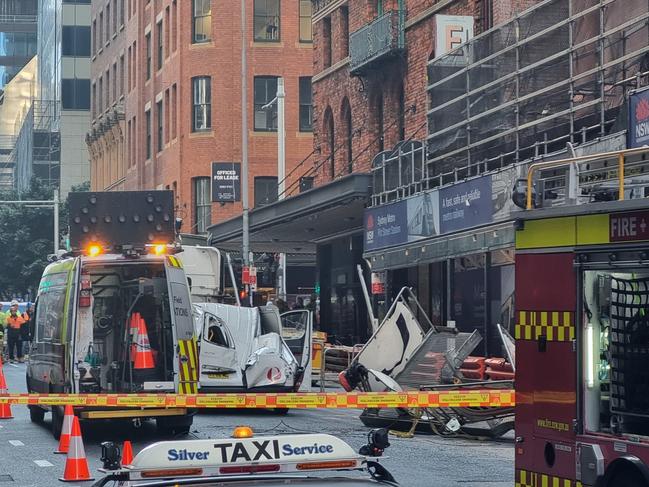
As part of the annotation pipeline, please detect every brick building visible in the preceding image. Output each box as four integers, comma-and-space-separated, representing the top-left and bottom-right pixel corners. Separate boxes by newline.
311, 0, 538, 186
87, 0, 314, 233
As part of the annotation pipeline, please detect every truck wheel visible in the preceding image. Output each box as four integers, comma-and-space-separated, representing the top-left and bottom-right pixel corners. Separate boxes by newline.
51, 406, 63, 440
29, 406, 45, 423
608, 468, 648, 487
156, 416, 193, 436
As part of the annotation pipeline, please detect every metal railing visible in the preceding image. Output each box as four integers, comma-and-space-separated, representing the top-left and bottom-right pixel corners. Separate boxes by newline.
525, 146, 649, 209
349, 10, 405, 74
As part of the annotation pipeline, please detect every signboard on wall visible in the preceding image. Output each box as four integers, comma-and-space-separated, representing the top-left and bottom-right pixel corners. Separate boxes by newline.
211, 162, 241, 202
435, 15, 474, 58
439, 176, 493, 233
628, 87, 649, 148
363, 174, 499, 252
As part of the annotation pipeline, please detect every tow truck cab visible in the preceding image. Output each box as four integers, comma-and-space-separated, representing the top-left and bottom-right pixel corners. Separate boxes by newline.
26, 191, 198, 437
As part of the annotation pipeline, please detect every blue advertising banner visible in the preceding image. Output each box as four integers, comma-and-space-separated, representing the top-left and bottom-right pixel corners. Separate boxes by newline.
439, 176, 493, 234
364, 200, 408, 252
628, 87, 649, 148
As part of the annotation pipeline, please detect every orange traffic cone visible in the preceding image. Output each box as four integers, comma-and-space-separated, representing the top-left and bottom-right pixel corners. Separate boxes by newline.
129, 313, 141, 359
122, 440, 134, 466
133, 316, 155, 369
59, 416, 93, 482
54, 405, 75, 454
0, 361, 13, 419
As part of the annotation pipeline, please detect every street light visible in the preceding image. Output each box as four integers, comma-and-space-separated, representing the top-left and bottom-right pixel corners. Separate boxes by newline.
261, 77, 287, 300
241, 0, 251, 305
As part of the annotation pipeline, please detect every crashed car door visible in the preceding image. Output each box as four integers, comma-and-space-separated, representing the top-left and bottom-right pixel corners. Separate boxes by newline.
198, 312, 243, 389
164, 256, 199, 394
281, 310, 312, 391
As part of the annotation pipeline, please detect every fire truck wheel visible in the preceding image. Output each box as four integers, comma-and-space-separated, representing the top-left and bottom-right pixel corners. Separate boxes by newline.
51, 406, 63, 440
28, 406, 45, 423
608, 467, 648, 487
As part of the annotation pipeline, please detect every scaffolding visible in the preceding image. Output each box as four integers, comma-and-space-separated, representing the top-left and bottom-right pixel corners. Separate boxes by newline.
425, 0, 649, 182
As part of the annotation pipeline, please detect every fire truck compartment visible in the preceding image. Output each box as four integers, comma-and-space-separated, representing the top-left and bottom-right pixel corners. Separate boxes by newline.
76, 261, 175, 394
583, 268, 649, 436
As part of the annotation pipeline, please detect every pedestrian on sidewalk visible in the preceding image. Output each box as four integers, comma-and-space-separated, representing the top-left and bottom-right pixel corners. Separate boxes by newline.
5, 300, 25, 363
20, 302, 34, 359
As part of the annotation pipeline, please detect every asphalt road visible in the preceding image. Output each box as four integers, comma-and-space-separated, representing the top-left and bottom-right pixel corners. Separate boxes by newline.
0, 362, 514, 486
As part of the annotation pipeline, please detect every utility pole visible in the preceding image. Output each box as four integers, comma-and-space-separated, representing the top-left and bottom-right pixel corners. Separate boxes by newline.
277, 78, 287, 301
53, 190, 60, 253
241, 0, 251, 304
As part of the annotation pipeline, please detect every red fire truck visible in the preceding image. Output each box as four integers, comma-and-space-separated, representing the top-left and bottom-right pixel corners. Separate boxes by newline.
515, 159, 649, 486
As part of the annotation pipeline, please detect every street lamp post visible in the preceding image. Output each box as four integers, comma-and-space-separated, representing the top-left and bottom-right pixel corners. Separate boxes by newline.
262, 78, 287, 301
241, 0, 251, 304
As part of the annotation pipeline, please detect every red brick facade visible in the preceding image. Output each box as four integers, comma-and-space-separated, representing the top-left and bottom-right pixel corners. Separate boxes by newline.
90, 0, 313, 231
311, 0, 543, 186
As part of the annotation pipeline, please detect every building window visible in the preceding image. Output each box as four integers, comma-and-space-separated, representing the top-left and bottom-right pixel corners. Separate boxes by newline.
299, 77, 312, 132
106, 3, 111, 42
145, 32, 151, 80
119, 55, 124, 96
99, 11, 103, 47
145, 109, 152, 159
92, 82, 96, 117
323, 16, 331, 68
192, 76, 211, 132
340, 6, 349, 58
172, 83, 177, 138
112, 0, 118, 33
106, 68, 110, 105
165, 89, 170, 143
112, 63, 117, 102
299, 0, 311, 42
192, 0, 212, 43
193, 177, 212, 234
98, 76, 103, 112
62, 79, 90, 110
120, 0, 125, 25
92, 19, 97, 54
254, 176, 278, 207
63, 26, 91, 57
254, 0, 280, 42
254, 76, 278, 131
157, 100, 163, 152
172, 0, 178, 51
157, 21, 163, 69
299, 176, 314, 192
165, 6, 170, 57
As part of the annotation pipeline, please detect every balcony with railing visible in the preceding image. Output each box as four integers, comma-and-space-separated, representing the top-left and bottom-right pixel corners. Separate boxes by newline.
349, 10, 405, 75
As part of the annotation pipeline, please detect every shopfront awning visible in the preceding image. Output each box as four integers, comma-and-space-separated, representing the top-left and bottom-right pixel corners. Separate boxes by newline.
207, 174, 372, 254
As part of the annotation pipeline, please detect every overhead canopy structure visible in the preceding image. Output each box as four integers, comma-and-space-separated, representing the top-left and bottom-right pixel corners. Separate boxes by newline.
207, 174, 372, 255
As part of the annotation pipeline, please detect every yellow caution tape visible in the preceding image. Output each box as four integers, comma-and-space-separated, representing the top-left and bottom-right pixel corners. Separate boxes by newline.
0, 390, 515, 409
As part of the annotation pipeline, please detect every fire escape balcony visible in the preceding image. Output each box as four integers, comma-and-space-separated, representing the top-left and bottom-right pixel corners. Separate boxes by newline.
349, 10, 405, 76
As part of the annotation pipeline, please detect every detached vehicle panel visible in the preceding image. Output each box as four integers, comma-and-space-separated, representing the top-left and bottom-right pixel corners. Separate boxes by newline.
194, 303, 312, 393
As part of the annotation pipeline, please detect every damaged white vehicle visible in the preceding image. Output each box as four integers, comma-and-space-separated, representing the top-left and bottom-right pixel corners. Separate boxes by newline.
193, 303, 312, 393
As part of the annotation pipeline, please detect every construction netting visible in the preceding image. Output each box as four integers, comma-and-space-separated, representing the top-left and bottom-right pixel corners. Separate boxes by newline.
427, 0, 649, 181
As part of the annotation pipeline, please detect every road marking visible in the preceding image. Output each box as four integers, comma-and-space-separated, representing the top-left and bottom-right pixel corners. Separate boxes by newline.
8, 440, 24, 446
34, 460, 53, 467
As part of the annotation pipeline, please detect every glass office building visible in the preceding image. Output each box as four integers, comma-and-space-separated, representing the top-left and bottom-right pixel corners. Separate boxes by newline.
0, 0, 37, 91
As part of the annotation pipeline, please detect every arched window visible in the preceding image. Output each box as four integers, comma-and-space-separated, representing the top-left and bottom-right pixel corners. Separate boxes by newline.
323, 107, 335, 180
341, 97, 353, 174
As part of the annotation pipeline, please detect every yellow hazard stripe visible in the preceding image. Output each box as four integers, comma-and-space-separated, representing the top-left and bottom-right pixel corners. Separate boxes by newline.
167, 255, 182, 268
177, 339, 198, 394
0, 390, 516, 408
515, 310, 574, 342
516, 469, 582, 487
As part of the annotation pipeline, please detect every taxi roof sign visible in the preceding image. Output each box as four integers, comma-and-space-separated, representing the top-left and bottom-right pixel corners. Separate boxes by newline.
129, 434, 360, 471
